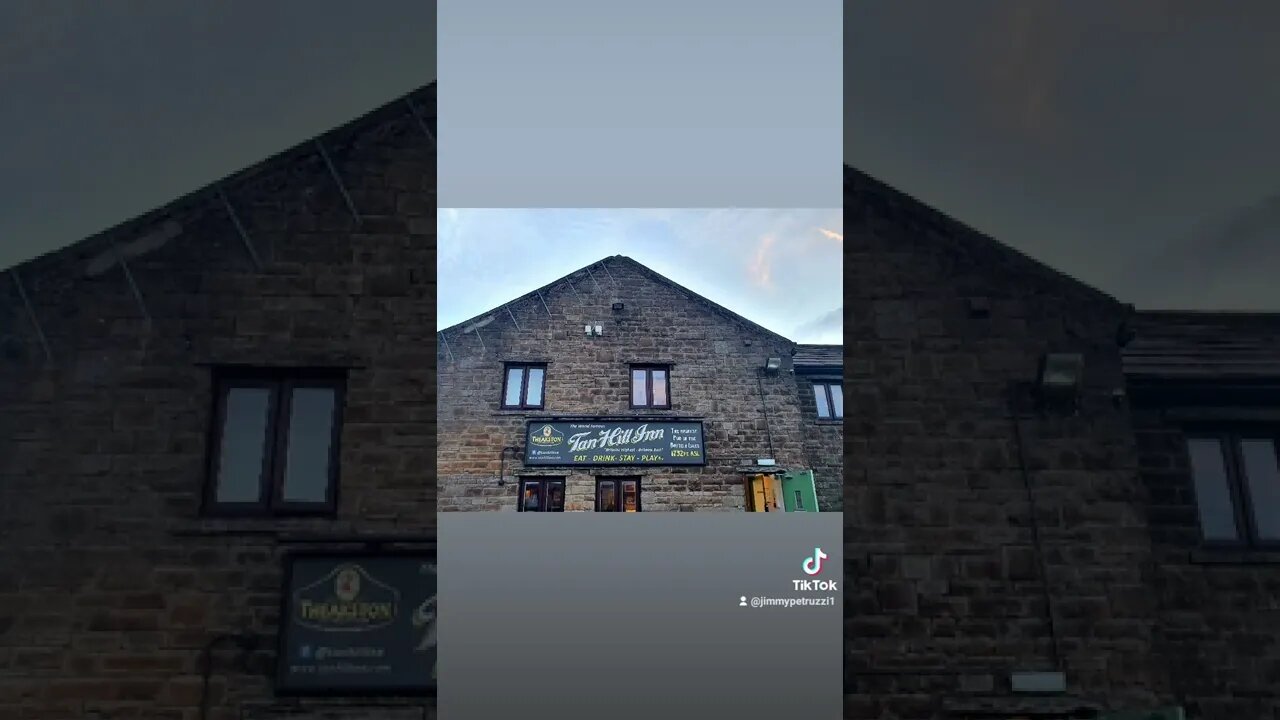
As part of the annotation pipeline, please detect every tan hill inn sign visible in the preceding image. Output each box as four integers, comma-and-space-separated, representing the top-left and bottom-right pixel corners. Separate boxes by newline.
523, 420, 706, 466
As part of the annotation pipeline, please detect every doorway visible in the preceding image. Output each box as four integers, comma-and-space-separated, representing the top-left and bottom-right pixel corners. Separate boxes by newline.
781, 470, 818, 512
745, 471, 818, 511
745, 474, 782, 511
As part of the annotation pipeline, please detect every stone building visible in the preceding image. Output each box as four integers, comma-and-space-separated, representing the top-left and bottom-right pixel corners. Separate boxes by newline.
842, 165, 1280, 719
1125, 311, 1280, 719
435, 256, 845, 513
1, 85, 438, 720
2, 69, 1278, 719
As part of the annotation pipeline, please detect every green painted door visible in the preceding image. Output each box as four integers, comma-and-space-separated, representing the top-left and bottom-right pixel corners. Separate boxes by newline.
781, 470, 818, 512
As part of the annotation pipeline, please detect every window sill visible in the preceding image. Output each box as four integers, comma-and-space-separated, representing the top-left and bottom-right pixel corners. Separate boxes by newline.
171, 516, 347, 539
1190, 549, 1280, 565
939, 698, 1102, 718
503, 411, 691, 418
813, 419, 844, 426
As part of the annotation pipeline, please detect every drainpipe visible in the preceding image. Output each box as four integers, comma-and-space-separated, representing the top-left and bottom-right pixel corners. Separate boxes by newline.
1008, 381, 1063, 671
755, 367, 777, 459
755, 366, 782, 511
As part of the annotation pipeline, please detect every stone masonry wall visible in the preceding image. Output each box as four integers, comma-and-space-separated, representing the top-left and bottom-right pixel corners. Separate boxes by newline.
435, 257, 844, 512
0, 88, 437, 720
1131, 401, 1280, 719
842, 169, 1163, 718
797, 370, 845, 510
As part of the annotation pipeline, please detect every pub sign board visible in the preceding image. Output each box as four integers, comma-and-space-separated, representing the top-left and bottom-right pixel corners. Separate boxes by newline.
524, 420, 706, 466
277, 551, 436, 696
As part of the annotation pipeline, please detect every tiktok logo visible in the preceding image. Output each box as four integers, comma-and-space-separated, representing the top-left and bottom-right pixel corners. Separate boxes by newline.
802, 547, 828, 576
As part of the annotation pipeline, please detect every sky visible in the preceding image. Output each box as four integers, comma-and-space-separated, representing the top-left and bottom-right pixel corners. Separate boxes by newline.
846, 1, 1280, 310
1, 2, 1277, 312
0, 1, 435, 269
437, 209, 845, 344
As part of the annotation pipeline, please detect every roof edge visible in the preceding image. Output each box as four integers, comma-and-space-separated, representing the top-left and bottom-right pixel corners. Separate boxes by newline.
622, 257, 797, 346
436, 256, 619, 336
4, 82, 436, 277
437, 255, 799, 347
1132, 308, 1280, 319
844, 165, 1122, 309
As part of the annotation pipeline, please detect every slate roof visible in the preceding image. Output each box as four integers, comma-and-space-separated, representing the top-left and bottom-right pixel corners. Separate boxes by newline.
793, 344, 843, 370
1123, 310, 1280, 381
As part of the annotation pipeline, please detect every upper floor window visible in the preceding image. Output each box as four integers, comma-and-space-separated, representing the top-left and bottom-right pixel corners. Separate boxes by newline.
205, 370, 344, 516
813, 381, 843, 420
630, 365, 670, 409
1186, 431, 1280, 547
502, 363, 546, 409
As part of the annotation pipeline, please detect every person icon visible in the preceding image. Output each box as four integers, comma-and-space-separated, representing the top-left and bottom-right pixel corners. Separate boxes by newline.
739, 596, 748, 607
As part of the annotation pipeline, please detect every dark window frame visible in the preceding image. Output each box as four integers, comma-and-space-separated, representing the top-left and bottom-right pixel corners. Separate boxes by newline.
629, 365, 672, 409
203, 369, 344, 518
812, 380, 843, 421
501, 363, 547, 410
517, 477, 566, 512
1186, 427, 1280, 550
595, 477, 642, 512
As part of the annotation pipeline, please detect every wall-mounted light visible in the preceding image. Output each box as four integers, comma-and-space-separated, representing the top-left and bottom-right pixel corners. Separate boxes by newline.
1010, 670, 1066, 694
1037, 352, 1084, 411
764, 357, 781, 374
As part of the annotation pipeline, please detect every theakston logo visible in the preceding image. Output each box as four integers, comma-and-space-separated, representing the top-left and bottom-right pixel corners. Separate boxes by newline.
294, 564, 400, 633
529, 424, 564, 447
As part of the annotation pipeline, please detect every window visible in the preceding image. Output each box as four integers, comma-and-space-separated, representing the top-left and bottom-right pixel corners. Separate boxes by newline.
630, 365, 670, 409
813, 381, 843, 420
502, 364, 546, 409
205, 371, 344, 516
596, 478, 640, 512
1186, 431, 1280, 547
518, 478, 565, 512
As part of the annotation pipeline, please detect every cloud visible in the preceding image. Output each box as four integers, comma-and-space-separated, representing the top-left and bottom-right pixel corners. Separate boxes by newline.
973, 1, 1069, 145
0, 5, 77, 76
436, 207, 469, 268
436, 208, 842, 336
793, 306, 843, 343
817, 227, 842, 242
747, 235, 777, 288
1118, 190, 1280, 309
